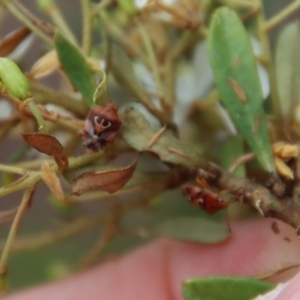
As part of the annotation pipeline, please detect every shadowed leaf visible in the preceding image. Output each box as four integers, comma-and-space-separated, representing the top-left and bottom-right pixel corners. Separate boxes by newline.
54, 31, 96, 107
41, 161, 64, 201
23, 133, 68, 171
72, 160, 137, 196
183, 277, 274, 300
208, 8, 275, 173
121, 108, 203, 167
0, 27, 31, 57
153, 217, 230, 244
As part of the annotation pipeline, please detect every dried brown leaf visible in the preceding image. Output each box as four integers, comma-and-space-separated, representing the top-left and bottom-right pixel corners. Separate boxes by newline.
29, 50, 60, 79
0, 27, 31, 56
23, 133, 68, 171
72, 160, 137, 196
41, 161, 64, 201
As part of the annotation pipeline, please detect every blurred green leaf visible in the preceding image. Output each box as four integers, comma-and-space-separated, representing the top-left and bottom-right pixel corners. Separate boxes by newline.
208, 8, 275, 173
54, 31, 96, 107
183, 277, 274, 300
153, 217, 230, 244
121, 108, 203, 167
275, 21, 300, 120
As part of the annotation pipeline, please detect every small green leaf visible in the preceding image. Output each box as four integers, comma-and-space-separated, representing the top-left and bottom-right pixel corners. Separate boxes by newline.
54, 31, 96, 107
183, 277, 274, 300
275, 21, 300, 119
93, 69, 108, 105
153, 217, 230, 244
208, 8, 275, 173
121, 108, 203, 167
0, 58, 31, 100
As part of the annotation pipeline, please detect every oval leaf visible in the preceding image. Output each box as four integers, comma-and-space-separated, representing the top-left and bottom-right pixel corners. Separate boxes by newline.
23, 133, 68, 171
72, 160, 137, 196
54, 31, 96, 107
121, 108, 202, 167
208, 8, 275, 173
153, 217, 230, 244
183, 277, 274, 300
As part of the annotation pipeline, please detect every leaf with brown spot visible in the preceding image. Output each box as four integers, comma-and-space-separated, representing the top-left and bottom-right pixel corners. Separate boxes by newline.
41, 161, 65, 201
227, 77, 247, 103
72, 160, 137, 196
23, 133, 68, 171
209, 8, 275, 173
0, 27, 31, 57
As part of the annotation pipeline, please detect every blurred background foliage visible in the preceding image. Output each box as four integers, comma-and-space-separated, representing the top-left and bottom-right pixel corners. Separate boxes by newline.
0, 0, 298, 294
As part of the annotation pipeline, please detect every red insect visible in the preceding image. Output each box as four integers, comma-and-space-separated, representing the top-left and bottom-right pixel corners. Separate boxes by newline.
182, 184, 228, 214
83, 103, 121, 152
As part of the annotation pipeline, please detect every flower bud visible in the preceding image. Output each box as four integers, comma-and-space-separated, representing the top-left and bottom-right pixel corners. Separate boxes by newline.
0, 58, 31, 100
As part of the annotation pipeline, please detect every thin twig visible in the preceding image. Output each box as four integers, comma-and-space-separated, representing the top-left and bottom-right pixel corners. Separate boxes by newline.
0, 186, 35, 291
43, 1, 78, 46
264, 0, 300, 32
4, 0, 54, 45
81, 0, 92, 55
91, 0, 112, 19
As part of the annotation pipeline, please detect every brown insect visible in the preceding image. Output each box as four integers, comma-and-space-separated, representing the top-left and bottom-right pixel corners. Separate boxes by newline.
182, 184, 229, 215
83, 103, 121, 152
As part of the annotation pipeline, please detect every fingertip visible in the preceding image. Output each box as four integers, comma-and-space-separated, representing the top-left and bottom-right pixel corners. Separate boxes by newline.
5, 218, 300, 300
275, 271, 300, 300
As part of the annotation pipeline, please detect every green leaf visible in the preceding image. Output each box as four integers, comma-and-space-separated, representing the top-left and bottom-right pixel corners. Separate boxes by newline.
153, 217, 230, 244
121, 108, 203, 167
93, 68, 108, 105
54, 31, 96, 107
183, 277, 274, 300
275, 21, 300, 119
208, 8, 275, 173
